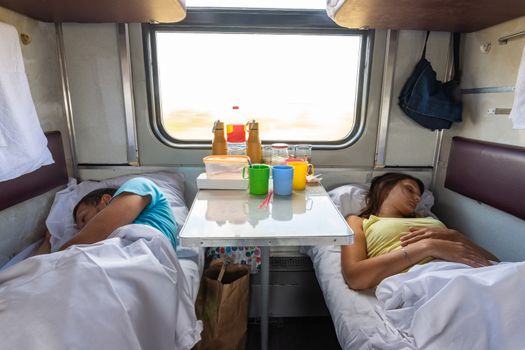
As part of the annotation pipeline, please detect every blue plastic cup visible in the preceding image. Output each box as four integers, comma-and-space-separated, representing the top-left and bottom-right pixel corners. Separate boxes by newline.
272, 165, 294, 196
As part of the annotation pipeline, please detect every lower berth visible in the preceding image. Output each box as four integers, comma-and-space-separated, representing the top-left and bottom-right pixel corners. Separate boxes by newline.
306, 245, 525, 350
2, 171, 204, 298
0, 224, 202, 350
306, 245, 405, 349
305, 183, 525, 350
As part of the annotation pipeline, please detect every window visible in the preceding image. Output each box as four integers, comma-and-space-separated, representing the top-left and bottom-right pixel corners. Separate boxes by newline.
185, 0, 326, 9
147, 10, 370, 147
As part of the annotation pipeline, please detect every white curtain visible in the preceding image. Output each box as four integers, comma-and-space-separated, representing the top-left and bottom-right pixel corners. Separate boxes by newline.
0, 22, 53, 181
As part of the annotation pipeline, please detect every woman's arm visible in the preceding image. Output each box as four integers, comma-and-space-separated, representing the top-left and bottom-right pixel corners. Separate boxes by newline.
400, 227, 499, 262
341, 216, 433, 290
59, 193, 149, 251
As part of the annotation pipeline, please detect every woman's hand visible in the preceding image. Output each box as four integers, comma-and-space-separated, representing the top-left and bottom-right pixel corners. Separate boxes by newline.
401, 227, 465, 247
425, 239, 491, 268
402, 227, 499, 263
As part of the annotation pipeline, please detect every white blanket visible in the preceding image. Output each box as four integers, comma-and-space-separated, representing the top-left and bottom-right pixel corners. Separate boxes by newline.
0, 224, 202, 350
0, 22, 54, 181
376, 261, 525, 350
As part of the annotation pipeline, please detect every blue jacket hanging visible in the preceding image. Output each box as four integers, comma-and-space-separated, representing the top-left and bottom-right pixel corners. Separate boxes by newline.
399, 32, 462, 131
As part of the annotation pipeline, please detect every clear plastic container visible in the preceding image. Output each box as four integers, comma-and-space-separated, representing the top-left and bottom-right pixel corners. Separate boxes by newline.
294, 144, 313, 163
261, 145, 273, 164
227, 142, 247, 155
203, 155, 250, 179
271, 143, 289, 165
288, 144, 296, 158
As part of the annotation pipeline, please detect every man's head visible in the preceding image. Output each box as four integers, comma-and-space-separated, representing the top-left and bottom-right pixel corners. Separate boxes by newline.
73, 188, 117, 229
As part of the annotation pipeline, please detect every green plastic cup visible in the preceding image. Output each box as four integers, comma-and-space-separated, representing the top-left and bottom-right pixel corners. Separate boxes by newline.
242, 164, 270, 195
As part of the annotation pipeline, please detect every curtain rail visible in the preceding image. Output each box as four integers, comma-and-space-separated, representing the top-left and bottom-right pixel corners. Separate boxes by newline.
498, 30, 525, 45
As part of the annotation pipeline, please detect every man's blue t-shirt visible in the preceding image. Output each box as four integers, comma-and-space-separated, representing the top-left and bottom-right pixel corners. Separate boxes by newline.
113, 177, 177, 248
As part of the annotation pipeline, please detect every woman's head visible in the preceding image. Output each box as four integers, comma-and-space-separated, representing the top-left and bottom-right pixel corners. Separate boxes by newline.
359, 173, 424, 218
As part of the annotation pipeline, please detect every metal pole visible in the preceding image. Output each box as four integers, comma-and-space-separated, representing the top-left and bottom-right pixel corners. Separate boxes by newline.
260, 246, 270, 350
55, 22, 78, 178
375, 29, 398, 168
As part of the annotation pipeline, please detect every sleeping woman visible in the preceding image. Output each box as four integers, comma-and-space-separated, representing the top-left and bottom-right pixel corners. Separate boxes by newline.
341, 172, 499, 290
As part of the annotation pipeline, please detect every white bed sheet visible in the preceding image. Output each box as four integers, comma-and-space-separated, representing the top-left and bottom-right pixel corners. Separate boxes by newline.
0, 224, 203, 350
306, 245, 410, 350
0, 236, 205, 300
376, 260, 525, 350
307, 246, 525, 350
179, 252, 203, 303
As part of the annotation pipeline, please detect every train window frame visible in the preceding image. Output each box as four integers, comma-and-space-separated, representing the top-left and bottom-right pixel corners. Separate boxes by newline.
143, 8, 372, 149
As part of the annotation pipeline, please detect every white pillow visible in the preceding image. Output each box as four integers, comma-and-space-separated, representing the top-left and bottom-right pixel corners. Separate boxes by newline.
46, 172, 188, 252
328, 183, 369, 218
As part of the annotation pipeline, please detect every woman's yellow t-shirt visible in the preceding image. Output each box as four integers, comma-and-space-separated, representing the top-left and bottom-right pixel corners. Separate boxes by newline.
363, 215, 446, 264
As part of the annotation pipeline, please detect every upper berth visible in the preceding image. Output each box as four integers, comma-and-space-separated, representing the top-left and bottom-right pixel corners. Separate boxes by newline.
1, 0, 525, 33
0, 0, 185, 23
327, 0, 525, 32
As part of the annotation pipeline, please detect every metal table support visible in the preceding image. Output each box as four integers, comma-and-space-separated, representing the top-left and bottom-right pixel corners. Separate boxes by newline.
260, 246, 270, 350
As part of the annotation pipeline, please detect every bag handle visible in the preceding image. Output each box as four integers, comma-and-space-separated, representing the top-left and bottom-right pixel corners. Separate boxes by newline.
421, 31, 431, 60
451, 32, 461, 82
216, 256, 233, 283
422, 31, 461, 83
217, 261, 227, 283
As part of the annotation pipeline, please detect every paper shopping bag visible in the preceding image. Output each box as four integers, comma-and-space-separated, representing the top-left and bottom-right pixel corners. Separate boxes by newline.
194, 260, 250, 350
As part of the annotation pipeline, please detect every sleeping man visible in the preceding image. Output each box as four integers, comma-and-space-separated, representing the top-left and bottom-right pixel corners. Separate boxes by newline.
35, 177, 177, 254
4, 177, 202, 350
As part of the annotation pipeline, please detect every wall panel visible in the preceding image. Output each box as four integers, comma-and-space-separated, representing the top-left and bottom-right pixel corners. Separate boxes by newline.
62, 23, 128, 164
433, 15, 525, 261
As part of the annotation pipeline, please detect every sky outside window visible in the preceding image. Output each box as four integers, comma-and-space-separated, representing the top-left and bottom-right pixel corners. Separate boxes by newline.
185, 0, 327, 9
156, 31, 361, 142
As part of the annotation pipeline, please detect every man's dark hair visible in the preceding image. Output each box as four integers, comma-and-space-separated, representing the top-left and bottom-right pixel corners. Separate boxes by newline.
72, 188, 117, 221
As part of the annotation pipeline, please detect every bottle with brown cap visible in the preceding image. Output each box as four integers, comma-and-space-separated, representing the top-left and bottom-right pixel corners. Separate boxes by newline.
211, 120, 227, 155
246, 120, 262, 163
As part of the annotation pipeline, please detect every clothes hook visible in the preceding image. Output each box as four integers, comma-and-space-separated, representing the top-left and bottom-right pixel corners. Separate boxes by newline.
20, 33, 31, 45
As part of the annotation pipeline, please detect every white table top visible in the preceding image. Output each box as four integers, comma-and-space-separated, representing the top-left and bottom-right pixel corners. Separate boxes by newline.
179, 184, 354, 247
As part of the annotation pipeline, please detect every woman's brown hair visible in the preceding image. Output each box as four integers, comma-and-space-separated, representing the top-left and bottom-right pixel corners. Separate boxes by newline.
359, 173, 424, 218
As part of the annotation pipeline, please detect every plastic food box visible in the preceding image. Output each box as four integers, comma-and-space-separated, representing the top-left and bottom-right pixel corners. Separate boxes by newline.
203, 155, 249, 179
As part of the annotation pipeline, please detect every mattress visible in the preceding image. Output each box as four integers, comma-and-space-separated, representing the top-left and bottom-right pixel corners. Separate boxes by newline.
178, 247, 205, 302
305, 245, 409, 350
